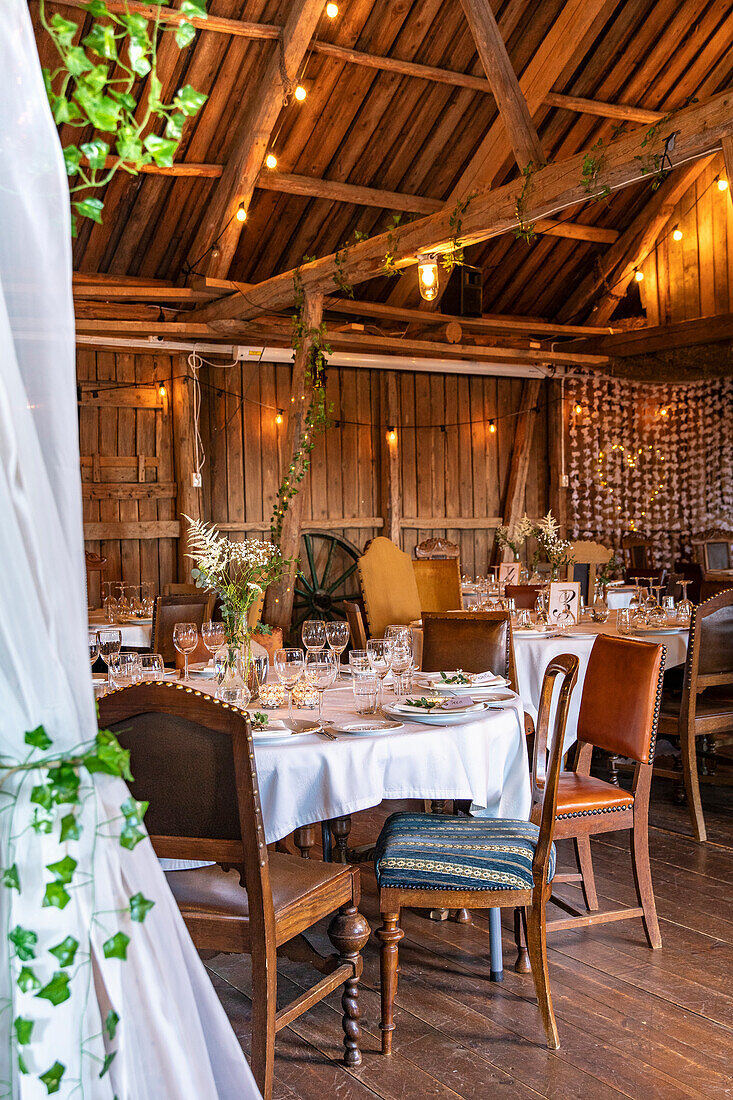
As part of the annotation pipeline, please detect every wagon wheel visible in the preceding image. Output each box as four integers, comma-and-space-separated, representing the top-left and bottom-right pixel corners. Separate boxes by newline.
292, 530, 362, 629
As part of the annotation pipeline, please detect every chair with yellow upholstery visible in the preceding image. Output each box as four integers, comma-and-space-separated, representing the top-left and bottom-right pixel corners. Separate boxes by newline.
358, 538, 422, 638
412, 559, 462, 613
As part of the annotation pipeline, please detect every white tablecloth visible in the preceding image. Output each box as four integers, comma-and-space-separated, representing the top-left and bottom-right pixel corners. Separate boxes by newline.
89, 610, 152, 648
605, 586, 636, 609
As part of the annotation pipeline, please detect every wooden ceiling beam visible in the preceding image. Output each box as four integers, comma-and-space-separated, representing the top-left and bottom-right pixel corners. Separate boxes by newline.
190, 91, 733, 325
543, 92, 663, 125
49, 1, 281, 41
459, 0, 545, 169
185, 0, 324, 280
565, 313, 733, 356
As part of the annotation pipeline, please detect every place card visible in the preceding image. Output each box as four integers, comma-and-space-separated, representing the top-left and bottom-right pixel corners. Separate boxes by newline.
498, 562, 521, 586
547, 581, 581, 625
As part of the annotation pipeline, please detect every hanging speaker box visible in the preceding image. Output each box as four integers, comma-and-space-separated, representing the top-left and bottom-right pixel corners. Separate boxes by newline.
442, 264, 483, 317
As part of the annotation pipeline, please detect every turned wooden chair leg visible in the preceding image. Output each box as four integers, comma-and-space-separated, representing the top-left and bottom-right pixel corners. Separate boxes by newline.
525, 898, 560, 1050
376, 911, 403, 1055
513, 907, 531, 973
250, 954, 277, 1100
630, 815, 662, 949
574, 835, 598, 911
330, 815, 352, 863
681, 724, 706, 843
328, 903, 371, 1067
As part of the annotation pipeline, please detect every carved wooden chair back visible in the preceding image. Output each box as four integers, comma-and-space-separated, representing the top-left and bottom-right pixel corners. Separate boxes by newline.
414, 536, 460, 559
412, 558, 462, 612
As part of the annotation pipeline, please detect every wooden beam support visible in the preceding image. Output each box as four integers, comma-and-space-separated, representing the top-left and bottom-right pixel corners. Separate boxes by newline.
82, 482, 177, 500
264, 292, 324, 631
543, 92, 663, 125
567, 312, 733, 356
171, 361, 202, 580
547, 380, 567, 536
191, 91, 733, 325
723, 136, 733, 204
382, 373, 401, 545
495, 379, 542, 563
187, 0, 324, 279
83, 520, 181, 540
459, 0, 545, 169
255, 170, 442, 215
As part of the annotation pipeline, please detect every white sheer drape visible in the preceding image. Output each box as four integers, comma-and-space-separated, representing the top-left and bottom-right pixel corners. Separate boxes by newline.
0, 4, 259, 1096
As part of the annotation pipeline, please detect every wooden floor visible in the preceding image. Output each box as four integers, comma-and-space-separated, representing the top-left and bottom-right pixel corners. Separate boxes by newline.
208, 777, 733, 1100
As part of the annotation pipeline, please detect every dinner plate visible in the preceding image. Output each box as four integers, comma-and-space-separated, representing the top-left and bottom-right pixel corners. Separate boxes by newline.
383, 702, 492, 726
512, 629, 560, 638
413, 671, 508, 688
630, 626, 687, 636
251, 717, 321, 741
390, 696, 485, 716
329, 719, 404, 736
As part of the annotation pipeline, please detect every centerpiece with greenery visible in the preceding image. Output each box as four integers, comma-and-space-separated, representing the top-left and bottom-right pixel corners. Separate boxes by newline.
532, 511, 574, 581
185, 518, 291, 693
495, 514, 534, 560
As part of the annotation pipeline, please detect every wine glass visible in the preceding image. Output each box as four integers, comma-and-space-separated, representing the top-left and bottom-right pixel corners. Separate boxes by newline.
97, 628, 122, 684
325, 621, 350, 677
139, 653, 165, 681
201, 620, 226, 659
389, 638, 413, 699
676, 581, 693, 625
88, 631, 99, 668
304, 651, 338, 721
275, 647, 305, 721
555, 609, 574, 634
173, 622, 198, 680
301, 619, 326, 653
367, 638, 393, 707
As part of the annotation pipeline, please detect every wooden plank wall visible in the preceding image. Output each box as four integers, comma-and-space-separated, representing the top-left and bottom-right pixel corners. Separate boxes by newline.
77, 348, 177, 605
640, 152, 733, 324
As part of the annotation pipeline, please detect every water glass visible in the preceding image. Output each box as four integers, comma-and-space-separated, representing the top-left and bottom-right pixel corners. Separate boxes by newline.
109, 651, 140, 688
352, 671, 378, 715
274, 647, 305, 720
141, 581, 155, 617
555, 609, 574, 634
202, 620, 226, 657
218, 684, 251, 708
516, 608, 532, 630
325, 620, 350, 676
173, 621, 198, 679
301, 619, 326, 652
349, 648, 369, 674
617, 608, 632, 635
139, 653, 165, 680
662, 595, 675, 620
97, 628, 122, 684
88, 631, 99, 667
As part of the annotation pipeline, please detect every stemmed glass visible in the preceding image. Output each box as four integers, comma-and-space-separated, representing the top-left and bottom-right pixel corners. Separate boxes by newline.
367, 638, 393, 708
385, 625, 414, 696
275, 647, 305, 722
173, 622, 198, 680
88, 631, 99, 668
97, 628, 121, 684
202, 620, 226, 661
677, 581, 693, 625
304, 651, 338, 722
301, 619, 326, 653
325, 621, 350, 678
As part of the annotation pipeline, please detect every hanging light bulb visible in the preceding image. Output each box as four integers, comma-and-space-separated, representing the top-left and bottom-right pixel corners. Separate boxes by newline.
634, 269, 644, 282
417, 254, 439, 301
718, 176, 729, 192
659, 406, 668, 417
386, 426, 397, 445
235, 202, 247, 223
158, 384, 167, 398
326, 2, 338, 17
672, 225, 683, 241
488, 420, 496, 434
574, 402, 583, 416
294, 84, 307, 102
275, 409, 284, 425
265, 152, 278, 169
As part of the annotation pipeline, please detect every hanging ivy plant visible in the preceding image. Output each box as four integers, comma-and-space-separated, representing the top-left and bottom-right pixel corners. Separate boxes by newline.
333, 228, 368, 297
513, 162, 537, 244
39, 0, 208, 233
441, 191, 476, 272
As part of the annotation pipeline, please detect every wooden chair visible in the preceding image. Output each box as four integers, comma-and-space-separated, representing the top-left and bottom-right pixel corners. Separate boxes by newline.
505, 583, 542, 610
163, 585, 264, 631
344, 600, 368, 649
528, 634, 665, 950
412, 558, 462, 612
658, 591, 733, 842
152, 593, 214, 665
375, 654, 580, 1054
162, 583, 199, 596
568, 540, 613, 603
414, 536, 460, 559
84, 550, 106, 605
421, 610, 517, 686
99, 683, 370, 1100
358, 537, 421, 638
621, 534, 664, 584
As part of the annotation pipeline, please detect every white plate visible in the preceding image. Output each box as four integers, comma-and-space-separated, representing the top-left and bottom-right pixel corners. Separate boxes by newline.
390, 696, 485, 716
512, 629, 560, 638
631, 626, 687, 636
330, 719, 404, 736
251, 717, 321, 741
384, 702, 492, 726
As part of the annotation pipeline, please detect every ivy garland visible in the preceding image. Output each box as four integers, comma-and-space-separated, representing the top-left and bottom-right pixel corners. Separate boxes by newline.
0, 720, 152, 1095
333, 228, 368, 298
381, 214, 404, 278
39, 0, 208, 233
513, 162, 537, 244
441, 192, 476, 272
581, 137, 610, 201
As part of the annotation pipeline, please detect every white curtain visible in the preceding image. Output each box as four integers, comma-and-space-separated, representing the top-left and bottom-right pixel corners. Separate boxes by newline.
0, 4, 259, 1096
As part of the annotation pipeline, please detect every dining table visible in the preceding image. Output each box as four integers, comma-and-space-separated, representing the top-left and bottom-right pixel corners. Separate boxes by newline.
89, 609, 153, 648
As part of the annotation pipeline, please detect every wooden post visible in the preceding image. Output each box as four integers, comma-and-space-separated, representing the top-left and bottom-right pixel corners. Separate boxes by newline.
382, 372, 401, 545
265, 292, 323, 631
171, 356, 202, 580
494, 378, 542, 563
723, 137, 733, 209
547, 379, 568, 536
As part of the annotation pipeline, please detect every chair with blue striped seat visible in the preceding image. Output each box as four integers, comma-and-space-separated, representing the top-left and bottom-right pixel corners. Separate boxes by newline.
374, 653, 579, 1054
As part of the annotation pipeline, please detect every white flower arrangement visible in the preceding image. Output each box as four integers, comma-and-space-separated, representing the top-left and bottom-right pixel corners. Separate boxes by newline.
532, 511, 574, 569
495, 512, 534, 556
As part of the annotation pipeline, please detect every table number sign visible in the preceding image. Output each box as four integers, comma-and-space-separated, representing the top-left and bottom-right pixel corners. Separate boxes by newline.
498, 562, 521, 586
548, 581, 581, 625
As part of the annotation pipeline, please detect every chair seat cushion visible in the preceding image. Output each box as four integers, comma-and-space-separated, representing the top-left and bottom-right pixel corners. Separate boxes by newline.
556, 773, 634, 819
374, 812, 554, 892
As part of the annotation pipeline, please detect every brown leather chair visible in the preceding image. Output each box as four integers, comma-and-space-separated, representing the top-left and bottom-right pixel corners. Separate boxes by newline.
421, 610, 517, 687
99, 683, 370, 1100
505, 584, 543, 610
527, 634, 665, 951
658, 591, 733, 842
344, 600, 368, 650
152, 593, 213, 665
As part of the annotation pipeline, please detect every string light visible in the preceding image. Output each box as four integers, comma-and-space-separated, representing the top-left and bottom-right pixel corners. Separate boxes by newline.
717, 176, 729, 192
235, 202, 247, 223
386, 426, 397, 445
672, 225, 683, 241
488, 420, 496, 434
573, 402, 583, 415
158, 384, 167, 398
634, 269, 644, 282
326, 2, 338, 16
294, 85, 307, 102
659, 406, 669, 417
265, 152, 277, 169
275, 409, 284, 425
417, 254, 439, 301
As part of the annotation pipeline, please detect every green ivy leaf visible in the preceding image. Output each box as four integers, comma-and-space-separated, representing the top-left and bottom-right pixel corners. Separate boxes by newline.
105, 1009, 120, 1040
74, 85, 121, 131
14, 1017, 33, 1046
82, 0, 111, 15
83, 22, 117, 60
73, 197, 105, 225
18, 1053, 29, 1075
2, 864, 20, 891
31, 809, 54, 835
50, 936, 79, 967
128, 36, 151, 77
174, 21, 196, 48
129, 892, 155, 923
83, 730, 131, 779
31, 785, 52, 811
119, 823, 146, 850
25, 726, 52, 751
99, 1051, 117, 1078
80, 62, 110, 95
103, 932, 130, 960
63, 145, 82, 177
143, 133, 178, 168
60, 813, 82, 842
164, 111, 186, 140
180, 0, 207, 16
120, 11, 149, 37
50, 13, 78, 46
39, 1060, 65, 1094
110, 90, 137, 112
36, 972, 71, 1007
80, 139, 109, 171
121, 797, 148, 825
9, 927, 38, 962
43, 882, 71, 910
47, 855, 77, 885
174, 84, 207, 116
52, 96, 82, 124
47, 763, 81, 804
17, 967, 40, 994
148, 73, 163, 109
64, 44, 94, 77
